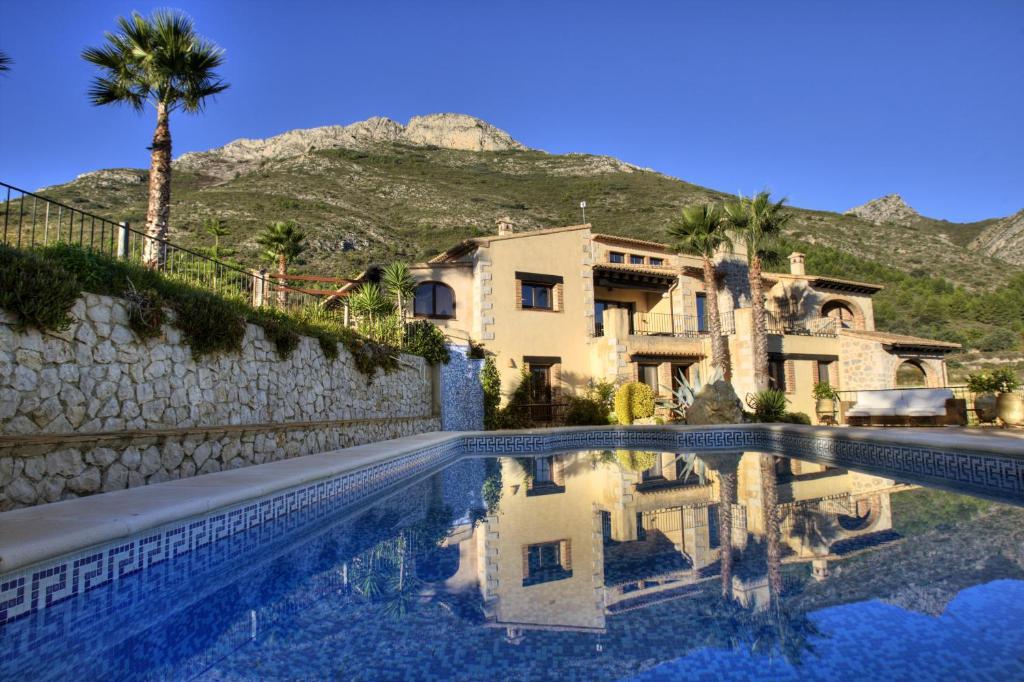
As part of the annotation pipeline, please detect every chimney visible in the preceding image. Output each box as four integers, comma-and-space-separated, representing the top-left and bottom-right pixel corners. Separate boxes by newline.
496, 217, 515, 236
789, 252, 806, 276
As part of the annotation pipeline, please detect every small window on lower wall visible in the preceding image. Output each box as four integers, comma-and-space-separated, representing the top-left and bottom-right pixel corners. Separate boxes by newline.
522, 540, 573, 586
638, 363, 660, 393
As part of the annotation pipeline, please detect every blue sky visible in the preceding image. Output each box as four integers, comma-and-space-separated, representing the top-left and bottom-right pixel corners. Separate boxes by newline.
1, 0, 1022, 222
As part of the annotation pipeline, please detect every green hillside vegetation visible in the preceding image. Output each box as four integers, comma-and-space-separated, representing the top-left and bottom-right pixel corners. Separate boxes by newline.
27, 139, 1024, 358
43, 143, 1017, 289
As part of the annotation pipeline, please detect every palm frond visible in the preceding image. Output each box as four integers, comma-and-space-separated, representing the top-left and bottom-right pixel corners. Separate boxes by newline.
82, 9, 228, 113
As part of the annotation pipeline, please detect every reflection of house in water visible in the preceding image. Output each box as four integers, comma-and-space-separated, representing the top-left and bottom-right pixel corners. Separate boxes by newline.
443, 451, 907, 637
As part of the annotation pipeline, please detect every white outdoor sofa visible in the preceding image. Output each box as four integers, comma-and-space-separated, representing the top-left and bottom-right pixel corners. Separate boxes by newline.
844, 388, 966, 426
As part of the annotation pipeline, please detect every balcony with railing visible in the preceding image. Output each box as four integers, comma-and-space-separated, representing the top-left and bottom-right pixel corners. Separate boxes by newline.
765, 312, 838, 338
629, 310, 736, 338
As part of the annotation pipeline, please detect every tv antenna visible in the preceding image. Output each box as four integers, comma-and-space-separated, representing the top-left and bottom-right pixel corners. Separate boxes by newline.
580, 200, 587, 223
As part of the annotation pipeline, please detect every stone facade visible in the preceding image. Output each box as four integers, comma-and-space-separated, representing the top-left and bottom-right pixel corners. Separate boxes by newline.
0, 293, 440, 509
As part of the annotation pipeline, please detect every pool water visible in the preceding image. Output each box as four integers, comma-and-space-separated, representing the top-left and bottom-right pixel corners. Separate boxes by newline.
2, 449, 1023, 681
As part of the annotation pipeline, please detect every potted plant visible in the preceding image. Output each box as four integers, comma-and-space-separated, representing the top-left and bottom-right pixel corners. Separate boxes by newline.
992, 368, 1023, 427
812, 382, 839, 421
968, 369, 1022, 425
968, 371, 1003, 423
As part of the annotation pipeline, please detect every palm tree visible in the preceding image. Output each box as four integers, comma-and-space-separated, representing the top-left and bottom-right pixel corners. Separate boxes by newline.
256, 221, 306, 307
381, 262, 416, 321
0, 51, 12, 73
82, 10, 228, 269
668, 203, 733, 377
723, 192, 791, 390
204, 217, 229, 258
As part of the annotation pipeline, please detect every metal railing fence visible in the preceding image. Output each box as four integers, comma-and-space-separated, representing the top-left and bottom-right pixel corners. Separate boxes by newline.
628, 309, 737, 338
0, 181, 347, 321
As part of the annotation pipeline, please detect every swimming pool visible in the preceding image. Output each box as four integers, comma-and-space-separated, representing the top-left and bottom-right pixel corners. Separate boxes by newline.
1, 427, 1022, 680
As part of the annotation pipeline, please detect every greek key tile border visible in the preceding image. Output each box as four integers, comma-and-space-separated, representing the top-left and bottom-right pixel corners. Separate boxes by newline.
0, 440, 462, 627
761, 431, 1024, 500
2, 426, 1021, 627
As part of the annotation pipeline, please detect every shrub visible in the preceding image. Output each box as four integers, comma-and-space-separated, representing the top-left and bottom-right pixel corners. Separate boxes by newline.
614, 382, 655, 425
779, 411, 812, 425
0, 244, 81, 332
564, 396, 610, 426
250, 308, 301, 359
586, 379, 616, 412
492, 370, 533, 429
751, 389, 788, 422
481, 356, 502, 430
169, 290, 247, 357
403, 320, 450, 365
967, 368, 1021, 394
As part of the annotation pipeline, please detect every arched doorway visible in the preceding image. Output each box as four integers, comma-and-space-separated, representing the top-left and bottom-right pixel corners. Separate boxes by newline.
895, 360, 928, 388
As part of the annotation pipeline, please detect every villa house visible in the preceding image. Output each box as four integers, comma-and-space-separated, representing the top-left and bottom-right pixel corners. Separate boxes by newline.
411, 219, 960, 422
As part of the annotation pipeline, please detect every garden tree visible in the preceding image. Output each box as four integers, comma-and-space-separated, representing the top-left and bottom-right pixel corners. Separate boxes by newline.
668, 203, 733, 377
347, 282, 394, 325
82, 10, 228, 269
256, 220, 306, 307
724, 192, 791, 390
204, 217, 229, 258
381, 262, 416, 321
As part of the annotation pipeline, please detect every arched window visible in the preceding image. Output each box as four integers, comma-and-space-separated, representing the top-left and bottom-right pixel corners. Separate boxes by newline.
895, 360, 928, 388
414, 282, 456, 319
822, 300, 858, 329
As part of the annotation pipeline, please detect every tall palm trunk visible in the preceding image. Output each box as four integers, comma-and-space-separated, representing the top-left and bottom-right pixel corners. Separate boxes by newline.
142, 102, 171, 269
718, 467, 737, 599
759, 453, 783, 602
749, 254, 769, 391
276, 254, 287, 308
703, 257, 730, 378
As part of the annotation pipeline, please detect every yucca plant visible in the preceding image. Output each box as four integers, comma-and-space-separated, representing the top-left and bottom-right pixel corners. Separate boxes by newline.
752, 389, 789, 422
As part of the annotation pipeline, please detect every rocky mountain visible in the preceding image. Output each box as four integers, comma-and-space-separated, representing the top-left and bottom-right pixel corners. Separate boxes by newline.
38, 114, 1021, 292
970, 209, 1024, 266
845, 194, 921, 224
176, 114, 527, 180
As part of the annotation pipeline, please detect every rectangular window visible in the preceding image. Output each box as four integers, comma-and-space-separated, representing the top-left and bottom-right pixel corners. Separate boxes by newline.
522, 282, 553, 310
609, 252, 625, 263
817, 361, 832, 385
671, 363, 692, 394
523, 541, 572, 585
649, 257, 664, 267
768, 357, 787, 392
639, 363, 660, 394
696, 293, 707, 332
629, 254, 645, 265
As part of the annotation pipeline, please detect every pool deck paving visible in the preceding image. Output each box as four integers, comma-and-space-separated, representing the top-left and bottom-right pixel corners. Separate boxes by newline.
1, 424, 1021, 578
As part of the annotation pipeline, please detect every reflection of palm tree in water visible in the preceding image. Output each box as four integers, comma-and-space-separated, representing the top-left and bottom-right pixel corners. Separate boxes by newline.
760, 454, 783, 600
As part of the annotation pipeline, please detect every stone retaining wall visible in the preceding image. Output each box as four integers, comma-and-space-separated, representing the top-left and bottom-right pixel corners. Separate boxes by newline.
0, 293, 439, 509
